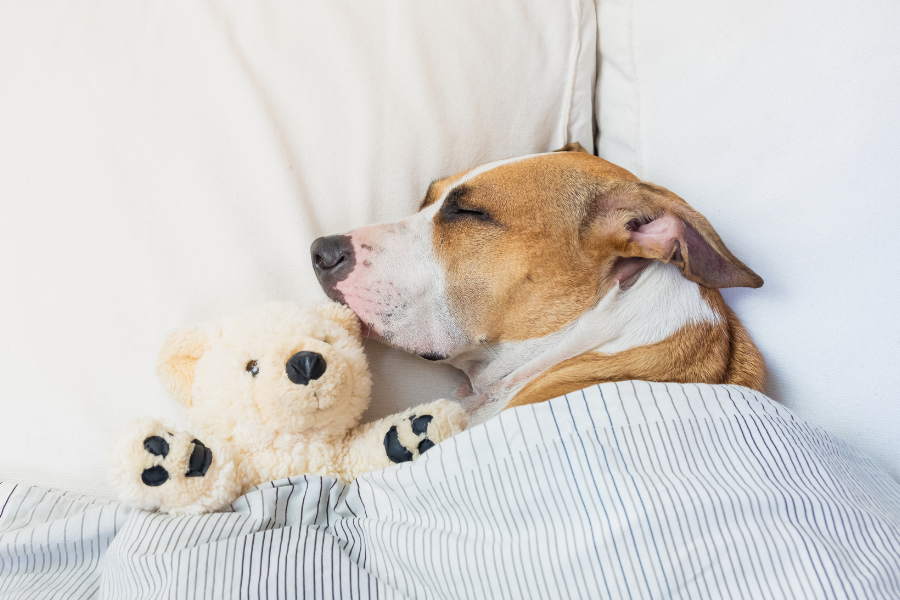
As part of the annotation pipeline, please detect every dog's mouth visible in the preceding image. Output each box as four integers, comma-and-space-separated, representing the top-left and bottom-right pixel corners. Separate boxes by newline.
355, 319, 395, 345
359, 321, 390, 345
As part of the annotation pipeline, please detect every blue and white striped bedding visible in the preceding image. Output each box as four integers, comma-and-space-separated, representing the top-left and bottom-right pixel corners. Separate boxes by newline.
2, 381, 900, 599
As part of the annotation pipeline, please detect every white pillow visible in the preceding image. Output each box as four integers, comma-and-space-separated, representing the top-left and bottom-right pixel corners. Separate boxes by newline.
595, 0, 900, 478
0, 0, 597, 497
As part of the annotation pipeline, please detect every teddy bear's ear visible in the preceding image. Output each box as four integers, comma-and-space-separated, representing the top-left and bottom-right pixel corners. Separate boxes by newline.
156, 325, 214, 407
315, 302, 362, 338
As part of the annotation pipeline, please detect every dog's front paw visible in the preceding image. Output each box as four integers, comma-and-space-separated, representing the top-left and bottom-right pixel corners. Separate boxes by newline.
383, 400, 467, 464
111, 419, 241, 515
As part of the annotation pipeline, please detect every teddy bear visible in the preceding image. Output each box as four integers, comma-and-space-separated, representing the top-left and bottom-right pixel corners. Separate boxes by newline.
110, 301, 467, 515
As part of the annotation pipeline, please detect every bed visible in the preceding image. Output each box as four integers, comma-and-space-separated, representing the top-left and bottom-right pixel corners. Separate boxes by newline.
3, 383, 900, 598
1, 0, 899, 597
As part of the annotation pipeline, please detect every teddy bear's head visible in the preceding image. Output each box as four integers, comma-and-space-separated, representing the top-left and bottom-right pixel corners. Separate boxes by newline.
157, 302, 372, 437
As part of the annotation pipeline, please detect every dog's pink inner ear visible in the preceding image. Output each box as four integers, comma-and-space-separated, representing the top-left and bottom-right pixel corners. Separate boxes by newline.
628, 213, 763, 289
630, 214, 684, 260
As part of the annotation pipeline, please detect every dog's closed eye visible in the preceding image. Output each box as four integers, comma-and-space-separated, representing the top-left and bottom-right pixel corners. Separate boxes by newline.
440, 186, 493, 223
447, 206, 488, 218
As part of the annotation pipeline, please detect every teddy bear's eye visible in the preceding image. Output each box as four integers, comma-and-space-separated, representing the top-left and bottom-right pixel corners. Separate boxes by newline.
245, 360, 259, 377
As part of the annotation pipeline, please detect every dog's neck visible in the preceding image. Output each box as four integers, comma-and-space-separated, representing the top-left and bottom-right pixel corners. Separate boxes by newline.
448, 262, 722, 425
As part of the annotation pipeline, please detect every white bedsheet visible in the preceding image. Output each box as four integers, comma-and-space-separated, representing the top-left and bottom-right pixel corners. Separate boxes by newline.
2, 382, 899, 599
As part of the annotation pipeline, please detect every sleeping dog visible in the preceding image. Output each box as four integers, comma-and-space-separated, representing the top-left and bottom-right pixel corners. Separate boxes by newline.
311, 143, 764, 425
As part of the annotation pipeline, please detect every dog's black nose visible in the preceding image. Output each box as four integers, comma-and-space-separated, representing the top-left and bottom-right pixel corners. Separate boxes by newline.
311, 235, 354, 275
311, 235, 355, 303
286, 351, 327, 385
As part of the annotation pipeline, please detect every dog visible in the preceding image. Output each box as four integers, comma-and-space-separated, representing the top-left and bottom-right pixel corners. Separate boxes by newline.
311, 143, 765, 425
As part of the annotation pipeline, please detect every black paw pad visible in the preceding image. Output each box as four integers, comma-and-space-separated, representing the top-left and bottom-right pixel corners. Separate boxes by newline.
142, 465, 169, 487
384, 426, 414, 463
410, 415, 433, 436
143, 436, 169, 457
186, 439, 212, 477
418, 438, 435, 454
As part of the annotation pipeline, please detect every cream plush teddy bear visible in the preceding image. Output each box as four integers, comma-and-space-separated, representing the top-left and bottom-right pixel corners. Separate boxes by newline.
111, 301, 467, 515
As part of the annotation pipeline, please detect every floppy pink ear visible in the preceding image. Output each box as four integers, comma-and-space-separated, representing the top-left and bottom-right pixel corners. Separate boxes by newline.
315, 302, 362, 338
156, 325, 213, 407
623, 184, 763, 289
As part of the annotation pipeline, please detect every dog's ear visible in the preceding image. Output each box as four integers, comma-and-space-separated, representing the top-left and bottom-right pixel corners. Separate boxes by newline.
594, 181, 763, 289
553, 141, 590, 154
157, 325, 215, 406
316, 302, 362, 338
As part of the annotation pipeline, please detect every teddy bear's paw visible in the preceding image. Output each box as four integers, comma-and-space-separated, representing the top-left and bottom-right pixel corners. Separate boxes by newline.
111, 418, 242, 515
383, 400, 467, 464
383, 420, 427, 463
140, 435, 212, 486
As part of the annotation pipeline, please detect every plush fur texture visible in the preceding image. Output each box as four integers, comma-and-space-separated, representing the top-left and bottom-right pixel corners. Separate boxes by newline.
110, 302, 466, 515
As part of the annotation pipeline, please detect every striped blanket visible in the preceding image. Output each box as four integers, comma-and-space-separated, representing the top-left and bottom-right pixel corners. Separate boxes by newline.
2, 382, 899, 599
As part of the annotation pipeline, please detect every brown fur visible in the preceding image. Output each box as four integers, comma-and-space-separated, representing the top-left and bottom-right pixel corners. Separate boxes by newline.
506, 291, 765, 409
431, 153, 642, 344
423, 150, 765, 408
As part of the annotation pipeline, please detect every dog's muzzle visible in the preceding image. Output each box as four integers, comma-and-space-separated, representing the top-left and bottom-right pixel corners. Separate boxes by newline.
310, 235, 355, 303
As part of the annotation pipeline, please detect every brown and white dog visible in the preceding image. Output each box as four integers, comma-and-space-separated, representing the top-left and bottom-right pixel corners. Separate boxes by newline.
311, 144, 765, 425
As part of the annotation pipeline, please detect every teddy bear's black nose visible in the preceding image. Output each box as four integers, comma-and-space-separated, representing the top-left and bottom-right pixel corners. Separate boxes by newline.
286, 351, 327, 385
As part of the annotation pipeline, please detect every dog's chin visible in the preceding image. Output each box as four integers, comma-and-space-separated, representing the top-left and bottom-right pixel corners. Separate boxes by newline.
358, 321, 448, 361
359, 322, 397, 350
339, 291, 458, 360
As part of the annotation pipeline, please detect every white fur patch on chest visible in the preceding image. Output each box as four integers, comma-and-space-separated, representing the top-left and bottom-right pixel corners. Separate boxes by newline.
593, 261, 722, 355
461, 262, 722, 425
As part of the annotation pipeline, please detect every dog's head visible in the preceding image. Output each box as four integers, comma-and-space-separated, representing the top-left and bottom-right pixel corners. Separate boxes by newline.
311, 145, 761, 363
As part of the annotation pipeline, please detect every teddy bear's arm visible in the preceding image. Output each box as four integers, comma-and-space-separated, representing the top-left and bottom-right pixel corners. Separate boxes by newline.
341, 399, 467, 479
